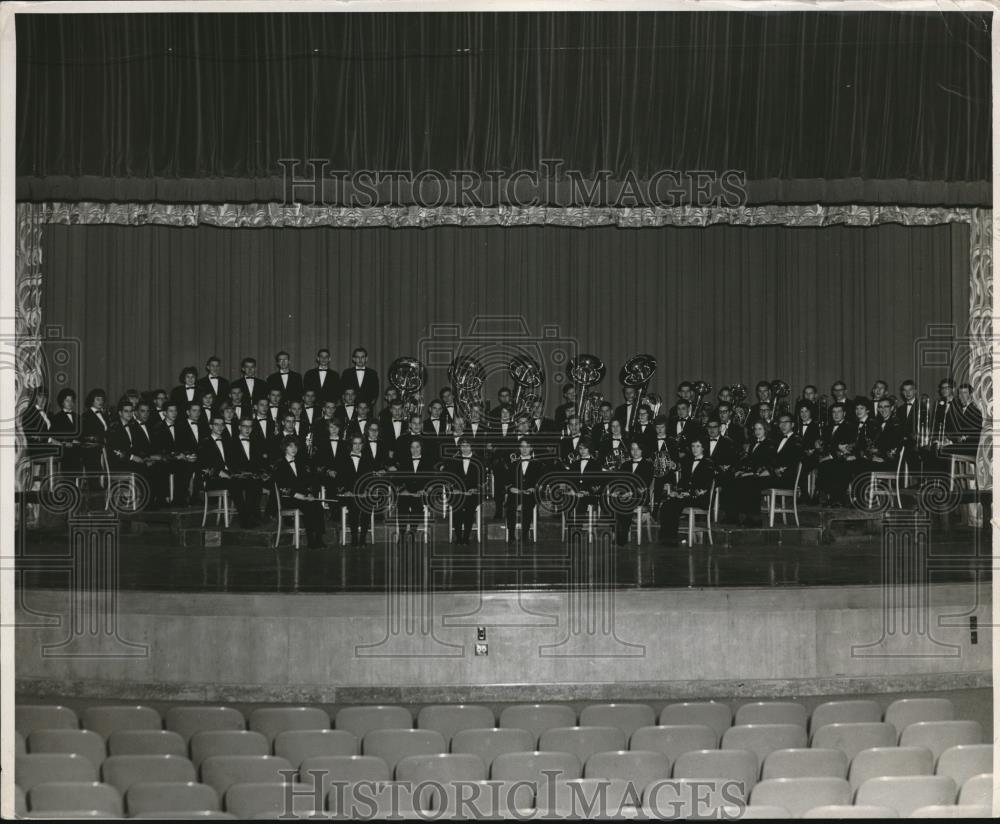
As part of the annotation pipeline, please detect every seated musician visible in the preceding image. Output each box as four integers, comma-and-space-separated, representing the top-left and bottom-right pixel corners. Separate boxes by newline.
854, 397, 904, 475
795, 402, 822, 491
439, 386, 458, 425
704, 419, 739, 473
559, 415, 586, 465
266, 388, 284, 428
81, 388, 111, 479
466, 403, 488, 441
506, 438, 542, 543
715, 402, 746, 447
312, 419, 344, 481
230, 418, 268, 491
487, 387, 514, 422
380, 399, 408, 454
658, 436, 716, 546
615, 441, 653, 547
131, 401, 166, 507
300, 389, 320, 432
566, 438, 604, 529
633, 407, 656, 457
816, 402, 858, 507
198, 414, 264, 529
590, 401, 615, 444
894, 380, 920, 472
941, 383, 982, 459
599, 418, 631, 468
271, 436, 326, 547
722, 421, 777, 527
337, 434, 375, 546
363, 421, 390, 470
444, 437, 482, 545
394, 439, 435, 538
22, 386, 53, 448
155, 401, 197, 506
270, 412, 307, 457
219, 402, 239, 442
51, 388, 83, 474
670, 399, 704, 460
347, 401, 373, 441
650, 416, 679, 503
554, 384, 577, 434
746, 381, 774, 427
756, 402, 776, 441
771, 413, 805, 487
107, 401, 144, 471
489, 407, 517, 521
199, 391, 218, 420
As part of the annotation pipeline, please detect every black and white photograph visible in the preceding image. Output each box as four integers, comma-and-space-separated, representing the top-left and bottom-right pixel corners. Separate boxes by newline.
3, 1, 996, 819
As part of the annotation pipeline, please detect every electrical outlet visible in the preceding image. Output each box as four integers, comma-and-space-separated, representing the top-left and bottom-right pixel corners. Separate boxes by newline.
477, 626, 487, 641
475, 643, 488, 656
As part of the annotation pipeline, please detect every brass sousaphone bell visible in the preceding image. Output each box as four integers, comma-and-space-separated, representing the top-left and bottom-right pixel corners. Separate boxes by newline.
509, 355, 544, 416
620, 354, 658, 432
388, 356, 428, 412
568, 354, 606, 422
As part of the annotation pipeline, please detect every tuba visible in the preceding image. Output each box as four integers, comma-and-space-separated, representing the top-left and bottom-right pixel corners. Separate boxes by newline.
770, 380, 791, 416
568, 354, 606, 427
620, 354, 657, 432
509, 355, 544, 418
730, 383, 749, 425
449, 357, 484, 417
388, 357, 428, 413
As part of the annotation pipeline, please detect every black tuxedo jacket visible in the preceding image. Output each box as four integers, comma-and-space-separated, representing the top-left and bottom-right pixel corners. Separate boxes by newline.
559, 434, 586, 464
174, 419, 205, 453
737, 439, 778, 474
946, 401, 983, 445
718, 420, 746, 447
106, 422, 138, 466
50, 410, 80, 440
894, 399, 920, 437
233, 376, 269, 403
21, 406, 53, 444
392, 456, 437, 493
589, 420, 614, 444
568, 458, 606, 494
820, 419, 857, 456
620, 457, 655, 492
554, 401, 576, 432
198, 436, 233, 476
81, 408, 111, 445
705, 436, 739, 469
445, 456, 483, 493
422, 418, 449, 438
632, 424, 656, 458
170, 385, 200, 408
346, 418, 374, 440
361, 439, 390, 469
335, 450, 377, 494
339, 367, 380, 405
312, 436, 346, 473
507, 457, 545, 492
675, 456, 717, 495
229, 436, 267, 474
303, 367, 340, 403
266, 370, 304, 401
271, 456, 317, 496
794, 421, 820, 447
529, 416, 558, 435
196, 376, 230, 403
269, 430, 307, 458
613, 402, 640, 431
871, 416, 904, 458
129, 420, 157, 457
772, 433, 805, 480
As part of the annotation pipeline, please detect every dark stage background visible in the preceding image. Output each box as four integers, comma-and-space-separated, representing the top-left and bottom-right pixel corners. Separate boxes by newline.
43, 221, 969, 408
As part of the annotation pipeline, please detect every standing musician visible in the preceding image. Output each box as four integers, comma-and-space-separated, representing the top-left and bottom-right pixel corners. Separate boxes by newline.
80, 389, 111, 480
339, 347, 380, 406
615, 441, 654, 547
156, 401, 198, 506
614, 385, 640, 433
487, 387, 514, 422
554, 384, 577, 434
233, 357, 268, 404
444, 437, 482, 545
335, 434, 375, 546
816, 402, 858, 507
271, 437, 326, 547
196, 356, 230, 404
658, 436, 715, 546
267, 351, 304, 402
393, 439, 435, 538
251, 398, 276, 453
170, 367, 200, 408
722, 420, 777, 526
423, 400, 449, 438
506, 438, 543, 543
466, 403, 489, 442
266, 388, 284, 428
198, 414, 264, 529
830, 381, 850, 407
894, 380, 921, 477
439, 386, 459, 425
21, 387, 52, 447
870, 380, 890, 404
303, 348, 340, 404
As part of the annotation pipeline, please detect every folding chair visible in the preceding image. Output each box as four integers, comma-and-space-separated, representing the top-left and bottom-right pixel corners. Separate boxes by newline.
490, 750, 582, 790
808, 700, 882, 734
810, 722, 897, 760
340, 505, 376, 546
583, 749, 671, 788
107, 730, 186, 757
958, 772, 993, 805
361, 728, 447, 774
682, 482, 717, 545
202, 488, 231, 527
190, 731, 270, 767
867, 447, 906, 509
561, 504, 595, 543
761, 748, 847, 780
199, 755, 295, 797
101, 754, 196, 794
936, 744, 994, 788
765, 464, 802, 526
225, 782, 321, 819
445, 501, 482, 542
671, 749, 759, 795
949, 455, 978, 491
898, 720, 983, 761
16, 705, 79, 737
721, 724, 808, 766
392, 502, 432, 543
298, 754, 390, 796
16, 754, 98, 791
273, 730, 359, 768
395, 753, 487, 811
274, 482, 303, 549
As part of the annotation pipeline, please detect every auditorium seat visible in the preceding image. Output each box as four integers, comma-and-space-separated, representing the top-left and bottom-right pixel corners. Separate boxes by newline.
131, 813, 236, 819
749, 776, 851, 817
395, 753, 488, 810
734, 701, 808, 728
854, 775, 957, 817
539, 726, 627, 766
808, 699, 882, 733
334, 705, 412, 739
126, 781, 222, 815
362, 728, 447, 774
545, 778, 635, 815
658, 702, 731, 740
166, 707, 246, 742
22, 812, 120, 819
802, 804, 899, 818
579, 703, 656, 740
325, 780, 422, 818
761, 747, 848, 779
15, 784, 26, 816
720, 723, 807, 765
82, 705, 163, 739
416, 704, 495, 743
28, 781, 124, 816
16, 731, 26, 755
16, 753, 98, 791
248, 707, 331, 742
847, 746, 934, 791
490, 751, 582, 790
108, 729, 187, 757
583, 749, 671, 788
431, 779, 535, 816
297, 753, 390, 799
642, 777, 744, 816
937, 745, 993, 787
498, 704, 577, 743
28, 729, 106, 769
883, 697, 954, 737
190, 730, 270, 766
225, 781, 322, 818
670, 749, 758, 796
737, 804, 792, 818
911, 804, 992, 818
16, 704, 79, 736
450, 727, 535, 771
274, 729, 359, 767
102, 754, 197, 793
200, 754, 295, 797
898, 720, 983, 760
958, 772, 993, 806
629, 724, 718, 760
810, 722, 897, 760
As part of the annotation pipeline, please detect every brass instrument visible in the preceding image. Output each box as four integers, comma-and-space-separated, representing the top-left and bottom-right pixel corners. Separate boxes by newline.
918, 394, 932, 447
388, 357, 428, 413
652, 449, 676, 478
730, 383, 750, 425
568, 354, 606, 426
642, 392, 663, 418
770, 380, 791, 416
449, 357, 484, 416
603, 442, 627, 471
510, 355, 544, 418
692, 380, 713, 421
817, 394, 830, 427
620, 354, 658, 433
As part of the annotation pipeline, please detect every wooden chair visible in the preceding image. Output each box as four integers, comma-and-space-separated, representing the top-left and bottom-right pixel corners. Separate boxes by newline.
682, 481, 717, 545
202, 486, 231, 527
766, 463, 803, 526
949, 454, 978, 492
868, 447, 906, 509
446, 502, 483, 543
340, 505, 376, 545
273, 482, 303, 549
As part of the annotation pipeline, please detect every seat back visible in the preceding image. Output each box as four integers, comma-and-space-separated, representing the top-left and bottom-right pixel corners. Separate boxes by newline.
721, 724, 807, 765
165, 707, 246, 742
750, 777, 851, 818
28, 729, 107, 769
802, 804, 899, 818
579, 704, 656, 740
642, 777, 746, 816
298, 754, 390, 797
416, 705, 495, 744
808, 700, 882, 733
490, 751, 582, 791
958, 772, 993, 806
190, 730, 270, 766
28, 781, 123, 816
125, 781, 221, 815
855, 775, 957, 816
335, 705, 412, 739
629, 724, 717, 760
883, 698, 954, 737
199, 754, 295, 797
761, 748, 848, 780
658, 702, 731, 740
101, 754, 196, 793
428, 779, 534, 817
81, 705, 162, 739
450, 727, 535, 771
672, 749, 758, 795
583, 749, 671, 789
395, 752, 487, 809
548, 778, 637, 816
538, 726, 627, 766
810, 722, 896, 760
911, 803, 993, 818
225, 781, 322, 819
273, 729, 359, 767
16, 705, 79, 737
848, 746, 934, 791
498, 704, 577, 744
362, 728, 447, 774
899, 720, 984, 761
734, 701, 808, 727
248, 707, 331, 742
108, 730, 187, 757
936, 744, 994, 787
16, 753, 98, 791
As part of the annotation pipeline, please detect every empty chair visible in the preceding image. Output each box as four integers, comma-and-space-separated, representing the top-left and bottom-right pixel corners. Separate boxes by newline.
225, 782, 322, 819
28, 729, 106, 769
721, 724, 807, 765
299, 754, 390, 797
200, 755, 295, 797
671, 749, 758, 796
630, 725, 717, 761
546, 778, 637, 816
937, 744, 993, 787
658, 703, 731, 741
82, 705, 162, 739
16, 705, 79, 737
539, 726, 627, 767
102, 754, 196, 793
958, 772, 993, 806
396, 753, 487, 810
325, 780, 421, 818
803, 804, 899, 818
16, 754, 97, 791
883, 698, 954, 737
761, 748, 847, 780
738, 805, 792, 818
335, 706, 412, 739
416, 705, 495, 744
126, 782, 221, 815
498, 704, 577, 743
108, 729, 187, 757
491, 751, 582, 791
643, 777, 745, 817
911, 804, 992, 818
735, 701, 808, 728
131, 813, 236, 820
855, 775, 957, 817
899, 720, 983, 761
430, 779, 534, 817
190, 730, 270, 767
810, 722, 896, 761
362, 728, 447, 774
274, 730, 359, 767
248, 707, 331, 743
848, 746, 934, 791
166, 707, 246, 742
28, 781, 123, 816
450, 727, 535, 771
749, 777, 850, 817
21, 813, 117, 820
584, 749, 671, 789
809, 699, 882, 733
579, 704, 656, 740
15, 785, 26, 816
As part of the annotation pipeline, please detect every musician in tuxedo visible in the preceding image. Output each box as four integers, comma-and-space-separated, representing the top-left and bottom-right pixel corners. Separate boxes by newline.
439, 386, 459, 425
271, 437, 326, 547
300, 389, 320, 432
312, 420, 345, 478
199, 390, 220, 420
195, 356, 230, 404
599, 418, 631, 468
107, 401, 145, 470
150, 389, 170, 424
393, 439, 435, 537
632, 407, 656, 457
465, 403, 489, 442
830, 380, 850, 407
177, 402, 207, 453
233, 357, 268, 404
81, 388, 111, 477
942, 383, 983, 458
590, 402, 615, 444
380, 400, 409, 454
715, 403, 746, 448
670, 400, 705, 459
218, 403, 240, 442
267, 351, 304, 402
559, 415, 586, 464
658, 436, 716, 545
855, 397, 904, 474
303, 348, 340, 404
615, 441, 654, 547
423, 400, 449, 438
339, 347, 380, 405
704, 420, 739, 474
270, 413, 307, 457
816, 402, 859, 506
132, 401, 167, 507
230, 418, 269, 479
798, 385, 820, 418
795, 402, 822, 484
51, 388, 83, 473
250, 398, 276, 454
335, 388, 359, 431
870, 380, 890, 405
505, 438, 543, 543
486, 387, 514, 422
444, 437, 483, 545
614, 385, 641, 433
337, 435, 376, 546
488, 407, 517, 521
722, 420, 777, 526
528, 400, 558, 436
226, 385, 249, 422
894, 380, 920, 439
198, 415, 264, 529
394, 414, 427, 463
170, 367, 200, 408
266, 388, 284, 429
346, 401, 374, 441
361, 422, 391, 469
554, 384, 577, 433
156, 402, 198, 506
666, 382, 695, 429
441, 417, 469, 460
746, 381, 774, 427
566, 438, 605, 529
770, 414, 805, 489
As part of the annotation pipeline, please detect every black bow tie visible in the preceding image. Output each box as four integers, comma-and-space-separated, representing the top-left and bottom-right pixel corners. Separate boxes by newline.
240, 437, 249, 441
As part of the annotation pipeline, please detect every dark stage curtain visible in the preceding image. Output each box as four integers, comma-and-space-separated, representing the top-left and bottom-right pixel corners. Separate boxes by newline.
17, 11, 991, 205
42, 222, 969, 407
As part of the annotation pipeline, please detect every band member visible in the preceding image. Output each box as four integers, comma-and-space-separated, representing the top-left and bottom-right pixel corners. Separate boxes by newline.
51, 388, 83, 473
658, 436, 715, 545
394, 413, 426, 461
177, 402, 207, 453
271, 437, 326, 548
870, 380, 890, 404
21, 386, 52, 446
894, 380, 919, 438
267, 351, 304, 402
251, 398, 276, 451
227, 385, 248, 421
303, 348, 340, 404
704, 419, 739, 473
554, 384, 577, 433
337, 434, 375, 546
466, 403, 488, 441
771, 413, 805, 486
266, 388, 284, 427
107, 401, 143, 470
362, 421, 390, 469
199, 391, 219, 419
667, 382, 695, 428
156, 402, 198, 506
445, 437, 482, 545
529, 400, 558, 435
600, 418, 631, 468
615, 441, 654, 546
347, 401, 374, 441
487, 387, 514, 422
132, 401, 165, 506
746, 381, 773, 426
830, 380, 850, 406
271, 412, 307, 457
381, 400, 408, 452
559, 415, 586, 464
505, 438, 542, 543
633, 407, 656, 457
722, 420, 777, 526
198, 415, 264, 529
423, 400, 449, 437
233, 357, 268, 403
670, 400, 705, 458
150, 389, 170, 423
857, 397, 904, 472
196, 356, 230, 403
439, 386, 458, 424
335, 388, 358, 430
567, 438, 605, 528
798, 385, 819, 418
218, 403, 240, 442
340, 347, 380, 405
313, 420, 345, 476
300, 389, 320, 431
315, 400, 339, 437
170, 367, 200, 407
489, 408, 517, 521
715, 402, 746, 447
590, 402, 615, 443
230, 418, 268, 478
81, 388, 111, 476
795, 402, 821, 464
442, 417, 468, 460
614, 385, 640, 432
942, 383, 982, 458
816, 402, 858, 506
394, 440, 434, 537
